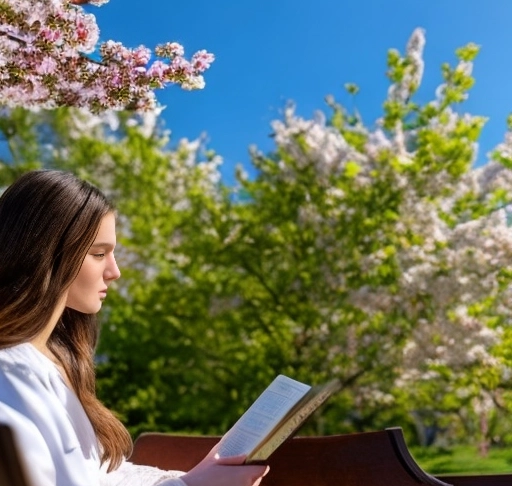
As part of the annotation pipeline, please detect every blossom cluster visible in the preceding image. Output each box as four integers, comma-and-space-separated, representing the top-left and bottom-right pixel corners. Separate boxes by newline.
0, 0, 214, 111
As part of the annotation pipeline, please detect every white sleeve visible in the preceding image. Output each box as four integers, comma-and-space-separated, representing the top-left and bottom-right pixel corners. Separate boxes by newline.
101, 460, 187, 486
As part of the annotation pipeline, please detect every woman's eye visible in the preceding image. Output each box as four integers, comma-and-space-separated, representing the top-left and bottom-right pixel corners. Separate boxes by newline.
93, 253, 105, 258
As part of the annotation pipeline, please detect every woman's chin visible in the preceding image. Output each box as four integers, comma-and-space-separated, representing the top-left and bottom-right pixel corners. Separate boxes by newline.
66, 302, 103, 315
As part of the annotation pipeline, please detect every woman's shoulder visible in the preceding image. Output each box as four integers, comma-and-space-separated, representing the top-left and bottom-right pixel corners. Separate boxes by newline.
0, 342, 46, 363
0, 343, 55, 385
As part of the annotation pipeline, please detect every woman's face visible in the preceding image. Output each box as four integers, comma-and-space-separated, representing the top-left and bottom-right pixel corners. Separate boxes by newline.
65, 212, 121, 314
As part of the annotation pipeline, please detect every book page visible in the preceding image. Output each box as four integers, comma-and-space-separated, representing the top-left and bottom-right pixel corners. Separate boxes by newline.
247, 378, 341, 461
216, 375, 311, 458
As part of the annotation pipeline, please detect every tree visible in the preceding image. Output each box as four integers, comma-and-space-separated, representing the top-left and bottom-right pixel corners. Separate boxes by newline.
229, 29, 512, 448
1, 29, 512, 451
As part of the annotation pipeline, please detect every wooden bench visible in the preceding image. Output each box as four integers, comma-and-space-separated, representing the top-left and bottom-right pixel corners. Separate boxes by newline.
130, 427, 512, 486
0, 424, 31, 486
3, 421, 511, 485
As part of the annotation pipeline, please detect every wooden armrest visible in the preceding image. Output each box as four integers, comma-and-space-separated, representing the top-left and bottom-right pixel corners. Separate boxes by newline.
130, 427, 451, 485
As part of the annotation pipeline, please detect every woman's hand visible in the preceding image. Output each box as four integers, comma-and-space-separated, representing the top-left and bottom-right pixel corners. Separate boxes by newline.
179, 448, 269, 486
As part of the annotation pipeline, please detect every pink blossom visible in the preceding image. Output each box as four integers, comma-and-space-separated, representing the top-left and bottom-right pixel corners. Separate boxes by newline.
191, 50, 215, 72
132, 46, 151, 66
35, 56, 58, 74
147, 60, 168, 82
38, 27, 62, 43
155, 41, 185, 58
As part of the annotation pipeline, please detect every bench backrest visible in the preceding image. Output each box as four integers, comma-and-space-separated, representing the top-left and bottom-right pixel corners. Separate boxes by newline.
130, 427, 452, 486
131, 427, 512, 486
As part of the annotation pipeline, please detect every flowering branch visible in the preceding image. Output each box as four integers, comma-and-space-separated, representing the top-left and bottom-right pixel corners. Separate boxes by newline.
0, 0, 214, 112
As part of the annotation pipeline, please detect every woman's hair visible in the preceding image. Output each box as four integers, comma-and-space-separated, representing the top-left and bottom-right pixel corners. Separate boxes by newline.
0, 170, 131, 470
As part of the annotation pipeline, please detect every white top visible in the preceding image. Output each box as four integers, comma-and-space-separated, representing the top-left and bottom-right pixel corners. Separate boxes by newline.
0, 343, 187, 486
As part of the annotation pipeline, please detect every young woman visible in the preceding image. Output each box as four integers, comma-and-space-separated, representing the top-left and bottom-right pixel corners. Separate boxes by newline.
0, 170, 268, 486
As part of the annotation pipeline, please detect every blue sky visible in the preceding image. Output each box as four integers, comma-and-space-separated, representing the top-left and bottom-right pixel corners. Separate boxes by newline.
92, 0, 512, 183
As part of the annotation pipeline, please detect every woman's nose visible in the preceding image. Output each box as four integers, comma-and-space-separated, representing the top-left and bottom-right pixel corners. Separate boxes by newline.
105, 254, 121, 281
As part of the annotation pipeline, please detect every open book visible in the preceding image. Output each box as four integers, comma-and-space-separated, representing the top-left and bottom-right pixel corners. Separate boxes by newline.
216, 374, 341, 463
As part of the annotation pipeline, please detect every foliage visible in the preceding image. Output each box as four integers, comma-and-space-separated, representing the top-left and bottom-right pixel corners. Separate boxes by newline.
412, 444, 512, 475
1, 29, 512, 452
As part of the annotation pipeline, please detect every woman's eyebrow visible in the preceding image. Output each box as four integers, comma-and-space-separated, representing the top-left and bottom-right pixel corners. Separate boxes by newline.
90, 242, 115, 249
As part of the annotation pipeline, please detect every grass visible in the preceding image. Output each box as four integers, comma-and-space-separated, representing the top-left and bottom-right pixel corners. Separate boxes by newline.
410, 445, 512, 475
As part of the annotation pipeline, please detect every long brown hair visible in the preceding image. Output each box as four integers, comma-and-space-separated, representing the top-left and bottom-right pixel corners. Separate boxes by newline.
0, 170, 131, 470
